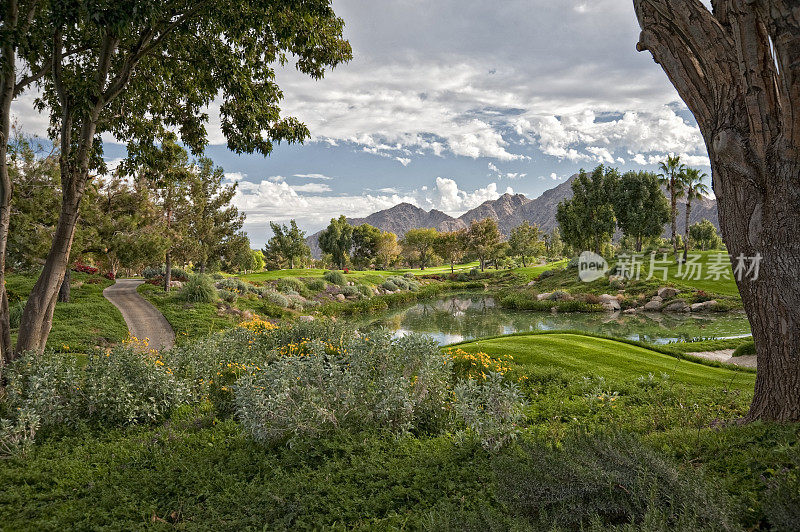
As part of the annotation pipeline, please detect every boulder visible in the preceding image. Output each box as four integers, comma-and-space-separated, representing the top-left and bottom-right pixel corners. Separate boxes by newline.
650, 295, 663, 303
298, 315, 315, 322
657, 287, 680, 299
598, 294, 618, 304
690, 300, 717, 312
169, 280, 183, 288
663, 299, 688, 312
602, 299, 621, 311
622, 308, 637, 314
643, 300, 663, 311
527, 281, 536, 286
536, 292, 552, 301
336, 294, 347, 302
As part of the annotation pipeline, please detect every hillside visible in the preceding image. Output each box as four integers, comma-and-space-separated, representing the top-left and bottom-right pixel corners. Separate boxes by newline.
307, 173, 720, 257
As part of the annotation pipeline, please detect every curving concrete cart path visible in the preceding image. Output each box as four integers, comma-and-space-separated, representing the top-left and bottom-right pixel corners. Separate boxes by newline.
103, 279, 175, 350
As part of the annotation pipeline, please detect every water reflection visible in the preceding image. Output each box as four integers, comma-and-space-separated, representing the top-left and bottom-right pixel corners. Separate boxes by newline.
360, 293, 752, 346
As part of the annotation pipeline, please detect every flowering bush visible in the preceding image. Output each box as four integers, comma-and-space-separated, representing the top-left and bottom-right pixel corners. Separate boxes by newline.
72, 262, 98, 274
446, 348, 516, 381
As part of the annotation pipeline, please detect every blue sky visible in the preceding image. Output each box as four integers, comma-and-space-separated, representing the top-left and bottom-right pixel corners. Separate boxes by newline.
11, 0, 713, 247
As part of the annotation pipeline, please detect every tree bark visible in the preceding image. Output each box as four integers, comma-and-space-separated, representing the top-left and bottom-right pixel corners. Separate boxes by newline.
683, 198, 692, 261
635, 0, 800, 421
164, 252, 172, 292
670, 180, 677, 256
58, 268, 71, 303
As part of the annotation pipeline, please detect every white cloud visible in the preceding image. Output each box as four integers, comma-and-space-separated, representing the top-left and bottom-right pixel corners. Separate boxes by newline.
395, 157, 411, 166
291, 183, 332, 193
293, 173, 333, 180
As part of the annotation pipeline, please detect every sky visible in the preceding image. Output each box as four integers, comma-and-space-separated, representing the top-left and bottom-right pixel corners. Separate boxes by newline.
10, 0, 713, 247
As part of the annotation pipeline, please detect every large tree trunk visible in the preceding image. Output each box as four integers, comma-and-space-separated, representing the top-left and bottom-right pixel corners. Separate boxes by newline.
0, 6, 16, 373
635, 0, 800, 421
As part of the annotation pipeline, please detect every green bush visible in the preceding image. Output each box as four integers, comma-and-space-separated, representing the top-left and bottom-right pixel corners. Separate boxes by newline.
305, 279, 327, 292
323, 270, 346, 286
0, 409, 39, 458
732, 341, 755, 357
355, 284, 373, 297
341, 285, 360, 298
277, 278, 305, 294
382, 280, 398, 291
182, 274, 218, 303
217, 277, 249, 293
4, 347, 192, 428
494, 432, 735, 530
263, 291, 289, 308
219, 289, 238, 303
453, 373, 526, 451
763, 456, 800, 531
142, 265, 189, 280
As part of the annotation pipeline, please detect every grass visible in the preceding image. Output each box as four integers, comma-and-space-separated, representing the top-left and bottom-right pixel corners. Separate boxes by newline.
239, 261, 484, 284
2, 330, 797, 530
138, 283, 239, 345
6, 271, 128, 352
451, 332, 755, 389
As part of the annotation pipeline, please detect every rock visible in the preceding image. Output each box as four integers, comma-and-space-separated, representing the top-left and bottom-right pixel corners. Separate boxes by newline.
298, 315, 315, 322
348, 281, 355, 286
608, 275, 625, 283
527, 281, 536, 286
643, 300, 663, 311
650, 295, 663, 303
623, 308, 637, 314
242, 310, 254, 320
663, 300, 688, 312
598, 294, 618, 304
536, 292, 552, 301
169, 280, 183, 288
690, 300, 717, 312
657, 287, 680, 299
602, 299, 621, 311
336, 294, 346, 302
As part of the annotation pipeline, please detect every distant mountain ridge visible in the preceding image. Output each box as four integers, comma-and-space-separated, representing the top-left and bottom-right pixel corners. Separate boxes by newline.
306, 173, 719, 257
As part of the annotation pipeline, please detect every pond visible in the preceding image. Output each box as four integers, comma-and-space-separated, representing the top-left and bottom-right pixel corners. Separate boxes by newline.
360, 293, 752, 346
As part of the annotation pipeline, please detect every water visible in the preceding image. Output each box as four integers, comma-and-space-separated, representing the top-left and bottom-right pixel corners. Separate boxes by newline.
360, 293, 752, 346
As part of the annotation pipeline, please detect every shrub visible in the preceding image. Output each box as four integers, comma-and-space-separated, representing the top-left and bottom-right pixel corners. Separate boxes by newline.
547, 290, 569, 301
217, 277, 249, 293
234, 333, 452, 445
355, 284, 373, 297
763, 458, 800, 531
453, 373, 526, 451
219, 289, 238, 303
72, 261, 98, 274
142, 265, 189, 281
381, 280, 398, 291
0, 409, 39, 458
182, 274, 218, 303
277, 278, 305, 294
732, 341, 755, 357
286, 294, 307, 310
403, 272, 416, 279
494, 432, 735, 530
537, 269, 555, 280
388, 276, 410, 290
323, 270, 346, 286
341, 286, 360, 298
305, 279, 327, 292
263, 291, 289, 308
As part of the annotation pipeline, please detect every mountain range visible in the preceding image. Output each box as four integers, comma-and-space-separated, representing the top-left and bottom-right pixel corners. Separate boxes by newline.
307, 173, 719, 257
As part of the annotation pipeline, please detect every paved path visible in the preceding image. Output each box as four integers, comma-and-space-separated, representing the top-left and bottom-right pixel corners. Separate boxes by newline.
103, 279, 175, 350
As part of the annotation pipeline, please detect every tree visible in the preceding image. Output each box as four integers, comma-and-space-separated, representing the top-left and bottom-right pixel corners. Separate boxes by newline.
434, 229, 467, 273
318, 215, 353, 270
635, 0, 800, 421
374, 231, 400, 270
679, 168, 709, 259
688, 220, 722, 252
545, 227, 564, 258
124, 133, 192, 292
264, 220, 310, 270
556, 165, 617, 255
180, 159, 245, 274
400, 228, 438, 270
351, 223, 382, 269
0, 0, 52, 363
9, 1, 351, 358
467, 218, 502, 271
657, 155, 685, 256
612, 171, 670, 252
508, 221, 545, 267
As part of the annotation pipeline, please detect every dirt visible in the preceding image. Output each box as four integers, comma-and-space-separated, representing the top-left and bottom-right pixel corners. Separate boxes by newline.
103, 279, 175, 350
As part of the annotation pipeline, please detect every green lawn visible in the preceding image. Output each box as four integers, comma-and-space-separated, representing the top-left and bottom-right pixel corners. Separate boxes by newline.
239, 261, 484, 283
453, 332, 754, 390
7, 272, 128, 352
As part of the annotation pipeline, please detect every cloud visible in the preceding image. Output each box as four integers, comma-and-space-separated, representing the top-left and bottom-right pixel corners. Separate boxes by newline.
293, 173, 333, 180
291, 183, 332, 193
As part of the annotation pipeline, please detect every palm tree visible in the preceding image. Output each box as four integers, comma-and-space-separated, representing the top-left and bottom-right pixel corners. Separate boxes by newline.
658, 154, 685, 257
680, 167, 709, 259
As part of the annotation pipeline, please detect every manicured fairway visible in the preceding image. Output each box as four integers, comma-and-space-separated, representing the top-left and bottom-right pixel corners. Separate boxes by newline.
454, 333, 755, 390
